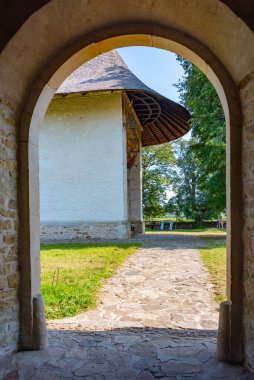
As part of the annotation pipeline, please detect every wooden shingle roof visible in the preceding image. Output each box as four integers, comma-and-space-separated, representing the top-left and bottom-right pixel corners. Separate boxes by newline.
57, 50, 190, 146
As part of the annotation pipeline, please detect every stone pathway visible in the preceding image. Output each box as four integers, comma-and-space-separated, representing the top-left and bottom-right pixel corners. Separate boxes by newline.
47, 233, 218, 331
2, 234, 252, 379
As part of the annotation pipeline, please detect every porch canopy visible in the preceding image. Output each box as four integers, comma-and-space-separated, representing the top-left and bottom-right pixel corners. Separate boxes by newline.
57, 50, 191, 146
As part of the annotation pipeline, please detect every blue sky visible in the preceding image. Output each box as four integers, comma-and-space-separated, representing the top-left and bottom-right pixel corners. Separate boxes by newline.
117, 46, 184, 102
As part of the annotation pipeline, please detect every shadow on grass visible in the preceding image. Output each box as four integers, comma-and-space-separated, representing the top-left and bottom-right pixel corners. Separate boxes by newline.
41, 242, 141, 251
200, 236, 226, 250
131, 232, 227, 251
40, 233, 226, 253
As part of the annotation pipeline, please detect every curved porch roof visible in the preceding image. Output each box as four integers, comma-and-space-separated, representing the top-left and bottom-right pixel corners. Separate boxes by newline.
57, 50, 191, 146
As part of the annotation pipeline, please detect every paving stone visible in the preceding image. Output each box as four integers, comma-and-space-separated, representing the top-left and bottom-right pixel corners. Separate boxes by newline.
137, 370, 155, 379
133, 356, 160, 371
60, 372, 75, 378
48, 338, 65, 347
19, 366, 35, 379
118, 368, 139, 379
30, 368, 63, 379
46, 357, 71, 370
83, 374, 105, 380
15, 350, 50, 368
79, 337, 97, 348
74, 362, 112, 376
161, 360, 202, 375
63, 347, 88, 360
157, 346, 203, 362
128, 341, 157, 355
46, 346, 66, 358
3, 370, 19, 380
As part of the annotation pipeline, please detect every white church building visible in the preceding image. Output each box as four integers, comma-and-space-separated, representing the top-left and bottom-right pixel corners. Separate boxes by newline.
39, 50, 190, 241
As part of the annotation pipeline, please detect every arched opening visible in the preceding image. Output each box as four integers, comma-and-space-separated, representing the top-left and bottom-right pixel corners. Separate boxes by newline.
19, 29, 243, 366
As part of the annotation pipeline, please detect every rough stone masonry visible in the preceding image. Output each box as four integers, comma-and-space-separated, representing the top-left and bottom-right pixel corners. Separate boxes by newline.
0, 96, 19, 357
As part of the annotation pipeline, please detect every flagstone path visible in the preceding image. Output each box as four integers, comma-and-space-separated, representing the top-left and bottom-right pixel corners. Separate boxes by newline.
47, 233, 218, 332
3, 234, 252, 379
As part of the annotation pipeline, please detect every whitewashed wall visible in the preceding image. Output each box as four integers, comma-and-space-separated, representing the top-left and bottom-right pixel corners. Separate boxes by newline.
39, 92, 129, 240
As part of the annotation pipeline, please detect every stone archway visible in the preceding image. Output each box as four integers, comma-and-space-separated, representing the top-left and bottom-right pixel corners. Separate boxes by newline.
0, 0, 253, 369
19, 30, 243, 363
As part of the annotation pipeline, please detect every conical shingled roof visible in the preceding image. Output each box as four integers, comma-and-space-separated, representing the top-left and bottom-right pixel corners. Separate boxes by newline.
57, 50, 190, 146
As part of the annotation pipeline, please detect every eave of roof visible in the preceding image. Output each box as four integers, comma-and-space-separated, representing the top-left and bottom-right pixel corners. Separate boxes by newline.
56, 50, 191, 146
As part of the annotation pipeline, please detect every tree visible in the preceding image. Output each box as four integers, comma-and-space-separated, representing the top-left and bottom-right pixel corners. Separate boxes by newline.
168, 57, 226, 221
167, 139, 217, 224
142, 144, 174, 219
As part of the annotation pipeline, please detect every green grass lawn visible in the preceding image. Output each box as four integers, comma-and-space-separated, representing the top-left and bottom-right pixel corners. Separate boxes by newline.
199, 236, 227, 303
41, 242, 140, 319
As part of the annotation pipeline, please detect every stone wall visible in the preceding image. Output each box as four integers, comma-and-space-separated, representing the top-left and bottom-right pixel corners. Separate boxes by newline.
241, 76, 254, 368
0, 97, 19, 357
40, 221, 130, 242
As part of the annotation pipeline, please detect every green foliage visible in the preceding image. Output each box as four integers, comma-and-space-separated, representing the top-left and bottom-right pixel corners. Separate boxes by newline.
142, 144, 174, 218
41, 242, 140, 319
167, 139, 207, 223
167, 57, 226, 222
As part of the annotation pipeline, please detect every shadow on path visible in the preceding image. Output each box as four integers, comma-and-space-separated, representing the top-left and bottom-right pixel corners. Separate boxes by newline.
6, 327, 252, 380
